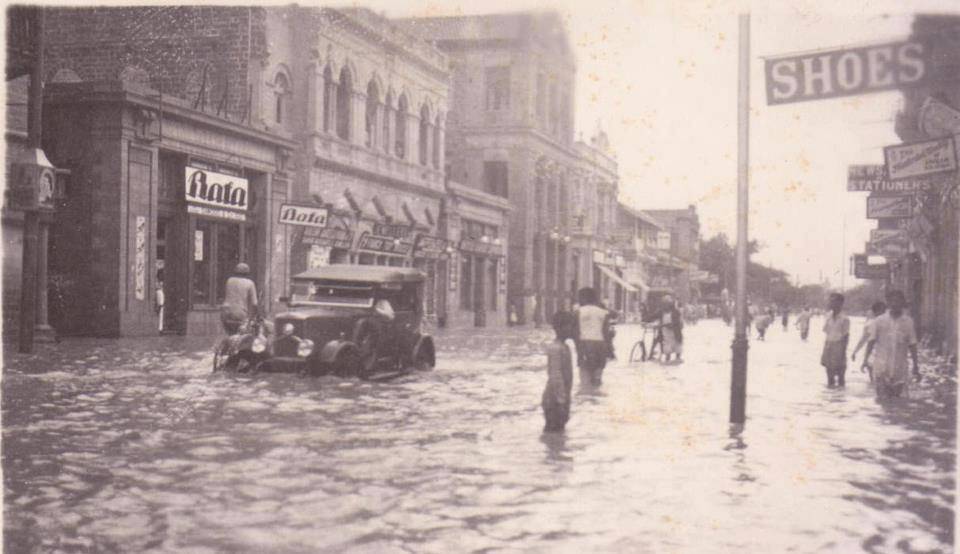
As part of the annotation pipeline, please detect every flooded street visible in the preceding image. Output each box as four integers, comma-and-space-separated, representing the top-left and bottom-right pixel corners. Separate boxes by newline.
3, 317, 955, 553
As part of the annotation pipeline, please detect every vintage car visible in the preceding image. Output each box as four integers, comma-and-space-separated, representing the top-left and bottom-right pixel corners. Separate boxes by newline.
264, 266, 436, 378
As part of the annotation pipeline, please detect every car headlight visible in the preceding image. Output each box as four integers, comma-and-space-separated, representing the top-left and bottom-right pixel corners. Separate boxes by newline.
297, 339, 314, 358
282, 323, 295, 336
251, 336, 267, 354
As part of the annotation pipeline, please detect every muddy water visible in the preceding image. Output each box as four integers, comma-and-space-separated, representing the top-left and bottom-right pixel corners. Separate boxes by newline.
3, 319, 954, 553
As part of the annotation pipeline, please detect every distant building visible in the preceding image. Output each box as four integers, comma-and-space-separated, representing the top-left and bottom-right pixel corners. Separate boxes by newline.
643, 206, 702, 303
401, 13, 630, 323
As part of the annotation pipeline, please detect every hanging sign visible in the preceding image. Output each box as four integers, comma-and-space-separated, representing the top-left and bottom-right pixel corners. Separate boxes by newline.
866, 240, 907, 258
357, 232, 413, 255
847, 165, 933, 193
766, 40, 928, 105
372, 222, 413, 239
184, 166, 248, 219
459, 238, 503, 256
299, 227, 352, 249
883, 136, 957, 181
413, 235, 449, 259
870, 229, 907, 242
866, 195, 913, 219
278, 203, 328, 228
853, 254, 889, 280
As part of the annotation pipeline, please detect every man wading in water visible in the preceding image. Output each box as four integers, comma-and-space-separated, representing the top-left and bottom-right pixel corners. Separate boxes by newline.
574, 287, 614, 386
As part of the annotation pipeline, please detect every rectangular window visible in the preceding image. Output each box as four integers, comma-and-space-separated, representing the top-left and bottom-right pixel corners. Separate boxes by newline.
460, 254, 473, 310
483, 161, 509, 198
484, 66, 510, 111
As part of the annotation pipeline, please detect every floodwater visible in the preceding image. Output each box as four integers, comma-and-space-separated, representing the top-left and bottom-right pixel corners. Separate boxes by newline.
3, 318, 955, 553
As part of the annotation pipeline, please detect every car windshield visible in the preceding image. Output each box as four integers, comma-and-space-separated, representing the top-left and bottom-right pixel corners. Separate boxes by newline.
289, 280, 374, 308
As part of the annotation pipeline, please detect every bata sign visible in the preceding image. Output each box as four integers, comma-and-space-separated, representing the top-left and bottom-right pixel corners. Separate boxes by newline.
185, 167, 248, 212
766, 40, 928, 105
278, 203, 328, 228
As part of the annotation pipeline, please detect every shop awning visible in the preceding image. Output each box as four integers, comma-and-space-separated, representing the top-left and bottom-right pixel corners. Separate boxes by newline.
596, 263, 638, 293
623, 271, 650, 291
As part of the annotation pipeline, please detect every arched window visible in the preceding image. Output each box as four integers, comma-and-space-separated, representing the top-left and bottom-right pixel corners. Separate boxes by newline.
382, 92, 392, 154
336, 66, 352, 141
432, 114, 441, 169
274, 72, 290, 125
365, 80, 379, 148
395, 94, 408, 159
322, 65, 333, 132
418, 104, 430, 166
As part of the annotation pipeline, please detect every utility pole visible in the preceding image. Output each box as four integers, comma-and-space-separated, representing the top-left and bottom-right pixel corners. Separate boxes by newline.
730, 14, 750, 425
18, 8, 44, 354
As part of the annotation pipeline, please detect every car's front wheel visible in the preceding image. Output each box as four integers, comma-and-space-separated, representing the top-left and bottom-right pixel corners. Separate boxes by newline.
351, 320, 380, 377
334, 348, 363, 379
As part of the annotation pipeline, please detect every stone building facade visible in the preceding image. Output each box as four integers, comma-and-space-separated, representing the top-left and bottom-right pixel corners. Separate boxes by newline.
402, 12, 618, 324
5, 6, 475, 336
645, 206, 701, 304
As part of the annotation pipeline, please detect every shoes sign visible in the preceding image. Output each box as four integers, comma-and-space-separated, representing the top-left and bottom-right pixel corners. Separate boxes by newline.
278, 203, 329, 228
766, 40, 929, 105
883, 136, 957, 181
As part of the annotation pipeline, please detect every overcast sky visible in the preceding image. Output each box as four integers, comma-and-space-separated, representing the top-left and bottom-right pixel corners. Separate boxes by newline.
362, 0, 957, 286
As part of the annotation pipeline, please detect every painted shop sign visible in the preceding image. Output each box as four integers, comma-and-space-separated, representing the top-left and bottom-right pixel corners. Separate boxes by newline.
413, 235, 449, 259
372, 222, 413, 239
300, 227, 352, 249
866, 195, 913, 219
184, 166, 249, 212
853, 254, 889, 280
357, 232, 413, 255
187, 204, 247, 221
866, 240, 907, 258
459, 237, 503, 257
883, 136, 957, 181
847, 165, 933, 192
766, 40, 928, 105
278, 203, 328, 228
870, 229, 907, 242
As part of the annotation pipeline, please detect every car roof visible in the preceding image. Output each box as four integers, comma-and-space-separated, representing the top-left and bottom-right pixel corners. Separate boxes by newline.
293, 265, 426, 283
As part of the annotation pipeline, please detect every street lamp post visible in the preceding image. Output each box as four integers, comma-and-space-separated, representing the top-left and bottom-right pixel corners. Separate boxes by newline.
730, 14, 750, 425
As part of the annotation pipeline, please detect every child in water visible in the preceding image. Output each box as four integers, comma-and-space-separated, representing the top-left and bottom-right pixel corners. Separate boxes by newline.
542, 311, 576, 433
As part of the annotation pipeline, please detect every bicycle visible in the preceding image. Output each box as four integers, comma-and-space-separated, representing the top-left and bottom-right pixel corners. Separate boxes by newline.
628, 322, 661, 362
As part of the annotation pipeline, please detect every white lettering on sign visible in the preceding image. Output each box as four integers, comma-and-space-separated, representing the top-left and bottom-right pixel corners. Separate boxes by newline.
884, 137, 958, 181
278, 204, 328, 228
184, 167, 249, 211
766, 40, 927, 105
866, 195, 913, 219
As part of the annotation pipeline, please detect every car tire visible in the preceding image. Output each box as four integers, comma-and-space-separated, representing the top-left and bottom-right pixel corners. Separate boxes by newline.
336, 348, 363, 379
412, 337, 435, 372
351, 320, 379, 377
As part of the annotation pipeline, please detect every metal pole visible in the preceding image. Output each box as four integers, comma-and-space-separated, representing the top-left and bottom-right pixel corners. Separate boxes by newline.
730, 14, 750, 424
18, 7, 44, 353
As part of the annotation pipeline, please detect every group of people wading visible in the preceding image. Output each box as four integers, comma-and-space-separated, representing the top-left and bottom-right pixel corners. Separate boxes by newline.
541, 287, 685, 434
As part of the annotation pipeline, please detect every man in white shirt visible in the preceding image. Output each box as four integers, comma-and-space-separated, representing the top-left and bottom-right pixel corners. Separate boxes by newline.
820, 293, 850, 387
574, 287, 614, 386
864, 290, 919, 398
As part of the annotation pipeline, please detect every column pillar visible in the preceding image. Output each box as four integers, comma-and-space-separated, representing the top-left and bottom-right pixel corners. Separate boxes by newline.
352, 91, 365, 145
35, 220, 55, 341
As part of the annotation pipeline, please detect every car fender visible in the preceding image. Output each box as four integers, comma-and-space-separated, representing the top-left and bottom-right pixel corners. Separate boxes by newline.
318, 339, 359, 364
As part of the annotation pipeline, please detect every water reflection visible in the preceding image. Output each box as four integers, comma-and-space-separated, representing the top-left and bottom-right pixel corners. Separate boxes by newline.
2, 320, 954, 553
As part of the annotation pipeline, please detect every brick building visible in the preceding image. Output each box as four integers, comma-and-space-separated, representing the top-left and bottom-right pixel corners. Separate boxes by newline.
4, 6, 510, 336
